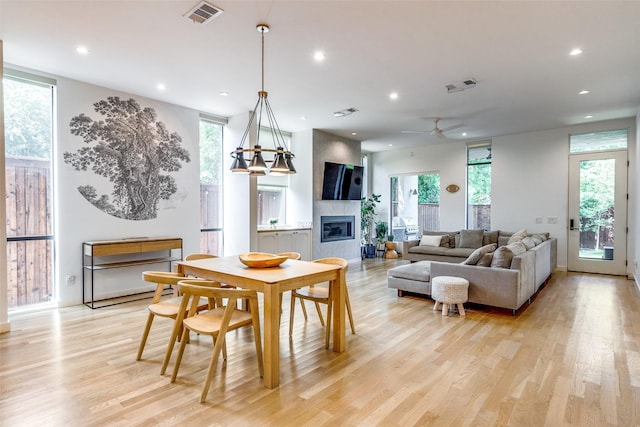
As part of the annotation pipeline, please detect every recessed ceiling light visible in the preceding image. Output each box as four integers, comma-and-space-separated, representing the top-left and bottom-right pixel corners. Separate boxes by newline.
351, 132, 357, 136
76, 45, 89, 55
299, 116, 307, 120
156, 83, 166, 91
579, 90, 590, 95
462, 132, 467, 136
388, 144, 393, 147
584, 115, 593, 119
314, 51, 326, 62
389, 92, 399, 100
219, 91, 229, 96
570, 48, 583, 56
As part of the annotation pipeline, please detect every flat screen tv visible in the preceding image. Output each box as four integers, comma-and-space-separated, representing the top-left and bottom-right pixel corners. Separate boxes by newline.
321, 162, 363, 200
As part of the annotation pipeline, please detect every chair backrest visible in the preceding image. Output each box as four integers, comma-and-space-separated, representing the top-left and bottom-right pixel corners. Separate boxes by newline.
313, 257, 348, 271
185, 253, 217, 261
177, 281, 259, 318
277, 252, 302, 260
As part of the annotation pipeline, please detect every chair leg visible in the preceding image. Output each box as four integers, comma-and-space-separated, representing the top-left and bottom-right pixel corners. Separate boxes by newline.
299, 298, 308, 320
200, 333, 225, 403
160, 315, 183, 375
345, 289, 356, 334
136, 312, 155, 361
314, 301, 325, 326
325, 297, 333, 349
171, 328, 190, 383
289, 293, 296, 337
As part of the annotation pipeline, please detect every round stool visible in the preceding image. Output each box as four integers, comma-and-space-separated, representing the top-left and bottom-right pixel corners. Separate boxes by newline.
431, 276, 469, 316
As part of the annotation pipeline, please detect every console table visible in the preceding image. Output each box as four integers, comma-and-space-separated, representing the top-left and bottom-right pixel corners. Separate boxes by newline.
82, 237, 183, 309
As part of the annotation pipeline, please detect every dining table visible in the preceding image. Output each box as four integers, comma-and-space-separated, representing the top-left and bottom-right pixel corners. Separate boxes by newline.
175, 255, 347, 389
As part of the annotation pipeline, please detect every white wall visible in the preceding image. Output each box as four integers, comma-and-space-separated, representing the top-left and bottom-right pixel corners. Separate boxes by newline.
370, 117, 636, 273
0, 41, 9, 332
52, 75, 201, 306
635, 109, 640, 288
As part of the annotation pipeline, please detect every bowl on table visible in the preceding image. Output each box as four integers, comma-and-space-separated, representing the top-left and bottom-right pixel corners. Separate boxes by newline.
239, 252, 288, 268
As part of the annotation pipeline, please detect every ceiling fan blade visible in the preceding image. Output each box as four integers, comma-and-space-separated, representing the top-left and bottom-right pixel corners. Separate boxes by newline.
401, 130, 429, 134
441, 123, 465, 133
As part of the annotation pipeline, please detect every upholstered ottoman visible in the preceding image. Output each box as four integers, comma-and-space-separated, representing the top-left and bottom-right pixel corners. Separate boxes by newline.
431, 276, 469, 316
387, 261, 431, 297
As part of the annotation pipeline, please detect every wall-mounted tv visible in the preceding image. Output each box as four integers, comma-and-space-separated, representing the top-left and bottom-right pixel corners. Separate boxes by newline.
321, 162, 363, 200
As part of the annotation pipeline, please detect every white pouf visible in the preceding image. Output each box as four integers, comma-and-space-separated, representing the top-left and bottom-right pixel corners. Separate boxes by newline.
431, 276, 469, 316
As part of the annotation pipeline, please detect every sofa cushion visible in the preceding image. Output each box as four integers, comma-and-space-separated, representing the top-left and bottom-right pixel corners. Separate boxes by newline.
459, 229, 484, 249
482, 230, 499, 246
419, 234, 442, 247
521, 236, 535, 249
490, 241, 526, 268
531, 234, 543, 245
477, 252, 494, 267
508, 228, 527, 244
463, 243, 497, 265
387, 261, 431, 282
445, 247, 476, 257
408, 245, 450, 256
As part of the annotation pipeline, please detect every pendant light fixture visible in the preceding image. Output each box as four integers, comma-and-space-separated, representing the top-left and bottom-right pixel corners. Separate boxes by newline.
230, 24, 296, 175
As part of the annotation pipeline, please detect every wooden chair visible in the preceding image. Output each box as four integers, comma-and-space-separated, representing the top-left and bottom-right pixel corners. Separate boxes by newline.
289, 257, 354, 348
136, 254, 216, 361
169, 281, 264, 403
277, 252, 302, 316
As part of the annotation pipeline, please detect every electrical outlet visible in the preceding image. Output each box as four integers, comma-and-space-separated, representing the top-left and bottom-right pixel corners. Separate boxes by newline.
535, 217, 543, 224
65, 275, 76, 286
547, 216, 558, 224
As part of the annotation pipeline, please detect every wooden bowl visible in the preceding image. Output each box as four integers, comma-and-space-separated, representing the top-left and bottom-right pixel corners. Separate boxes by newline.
239, 252, 288, 268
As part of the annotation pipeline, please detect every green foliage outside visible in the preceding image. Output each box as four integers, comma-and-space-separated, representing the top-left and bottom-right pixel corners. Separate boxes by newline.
3, 79, 52, 159
418, 173, 440, 204
361, 193, 381, 245
468, 163, 491, 204
579, 159, 615, 248
200, 120, 223, 184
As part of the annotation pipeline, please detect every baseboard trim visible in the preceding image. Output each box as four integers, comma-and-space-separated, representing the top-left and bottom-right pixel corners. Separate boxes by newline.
0, 321, 11, 334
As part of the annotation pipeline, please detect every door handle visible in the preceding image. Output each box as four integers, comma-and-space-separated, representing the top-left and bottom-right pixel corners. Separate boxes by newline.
570, 219, 574, 230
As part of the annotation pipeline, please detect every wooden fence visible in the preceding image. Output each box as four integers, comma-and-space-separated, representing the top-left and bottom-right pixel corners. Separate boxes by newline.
5, 157, 54, 309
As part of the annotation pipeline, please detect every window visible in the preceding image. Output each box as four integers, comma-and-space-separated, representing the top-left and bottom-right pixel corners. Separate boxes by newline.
570, 129, 628, 153
4, 70, 56, 310
199, 115, 225, 255
467, 142, 492, 230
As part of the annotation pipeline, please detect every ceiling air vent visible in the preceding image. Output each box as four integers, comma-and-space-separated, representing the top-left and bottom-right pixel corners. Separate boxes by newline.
446, 78, 477, 93
184, 1, 224, 24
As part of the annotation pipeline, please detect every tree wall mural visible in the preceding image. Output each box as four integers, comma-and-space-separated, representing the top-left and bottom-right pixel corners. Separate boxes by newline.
64, 96, 190, 220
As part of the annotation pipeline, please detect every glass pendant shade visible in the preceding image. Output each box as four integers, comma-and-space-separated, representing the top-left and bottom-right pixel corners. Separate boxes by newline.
248, 146, 267, 171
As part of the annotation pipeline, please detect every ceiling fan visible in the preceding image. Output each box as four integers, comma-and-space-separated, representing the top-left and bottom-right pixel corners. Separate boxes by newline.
401, 118, 464, 138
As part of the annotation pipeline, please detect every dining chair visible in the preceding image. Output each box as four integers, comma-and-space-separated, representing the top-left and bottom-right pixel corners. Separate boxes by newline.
277, 252, 301, 316
288, 257, 354, 348
169, 281, 264, 403
136, 254, 216, 361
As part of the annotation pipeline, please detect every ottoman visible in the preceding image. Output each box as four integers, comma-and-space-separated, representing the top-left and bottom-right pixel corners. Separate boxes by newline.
387, 261, 431, 297
431, 276, 469, 316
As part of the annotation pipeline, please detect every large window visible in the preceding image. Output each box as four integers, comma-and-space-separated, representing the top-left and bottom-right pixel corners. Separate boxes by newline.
199, 115, 225, 255
467, 142, 492, 230
4, 71, 55, 310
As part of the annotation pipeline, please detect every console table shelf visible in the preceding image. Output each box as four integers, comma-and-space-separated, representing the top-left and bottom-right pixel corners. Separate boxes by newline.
83, 237, 183, 309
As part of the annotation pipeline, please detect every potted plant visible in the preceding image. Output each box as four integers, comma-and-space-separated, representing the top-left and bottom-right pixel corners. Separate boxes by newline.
361, 193, 381, 258
375, 221, 389, 254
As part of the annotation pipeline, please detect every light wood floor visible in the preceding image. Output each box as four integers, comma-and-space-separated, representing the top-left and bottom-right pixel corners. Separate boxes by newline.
1, 259, 639, 426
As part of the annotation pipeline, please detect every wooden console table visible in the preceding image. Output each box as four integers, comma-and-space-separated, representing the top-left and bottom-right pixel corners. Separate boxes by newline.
82, 237, 182, 309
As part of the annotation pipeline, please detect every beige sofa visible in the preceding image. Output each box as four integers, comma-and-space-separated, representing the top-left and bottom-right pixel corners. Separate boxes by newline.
388, 233, 557, 314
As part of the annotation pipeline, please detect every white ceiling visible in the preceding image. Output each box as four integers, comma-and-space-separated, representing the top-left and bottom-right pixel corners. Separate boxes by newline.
2, 1, 639, 153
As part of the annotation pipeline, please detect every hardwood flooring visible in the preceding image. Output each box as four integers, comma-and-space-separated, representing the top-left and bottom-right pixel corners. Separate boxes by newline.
1, 259, 639, 426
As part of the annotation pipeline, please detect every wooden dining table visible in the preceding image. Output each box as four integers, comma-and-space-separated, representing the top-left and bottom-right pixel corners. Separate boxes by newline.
175, 255, 347, 389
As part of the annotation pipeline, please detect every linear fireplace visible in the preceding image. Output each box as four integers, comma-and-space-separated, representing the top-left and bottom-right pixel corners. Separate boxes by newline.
321, 216, 355, 243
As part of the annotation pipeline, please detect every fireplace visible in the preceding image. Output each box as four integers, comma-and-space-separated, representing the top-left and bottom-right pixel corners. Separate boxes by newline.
321, 216, 355, 242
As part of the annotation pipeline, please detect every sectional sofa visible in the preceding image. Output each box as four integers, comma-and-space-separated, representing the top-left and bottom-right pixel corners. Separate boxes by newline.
388, 229, 557, 313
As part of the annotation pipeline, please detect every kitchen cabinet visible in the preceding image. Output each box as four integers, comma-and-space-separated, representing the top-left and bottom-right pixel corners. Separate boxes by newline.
258, 228, 311, 260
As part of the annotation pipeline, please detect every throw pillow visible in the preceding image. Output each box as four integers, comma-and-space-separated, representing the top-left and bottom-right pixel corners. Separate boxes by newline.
439, 235, 451, 248
463, 243, 497, 265
490, 246, 515, 268
482, 230, 499, 246
506, 241, 527, 256
477, 252, 494, 267
419, 235, 442, 247
507, 228, 527, 244
521, 236, 535, 249
458, 229, 484, 249
531, 234, 543, 245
